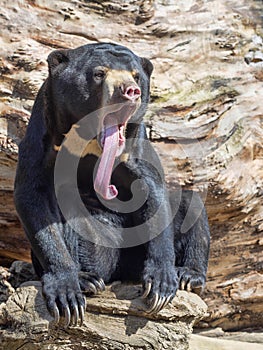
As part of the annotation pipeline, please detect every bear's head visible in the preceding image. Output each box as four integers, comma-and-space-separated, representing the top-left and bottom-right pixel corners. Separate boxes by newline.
46, 43, 152, 133
46, 43, 153, 200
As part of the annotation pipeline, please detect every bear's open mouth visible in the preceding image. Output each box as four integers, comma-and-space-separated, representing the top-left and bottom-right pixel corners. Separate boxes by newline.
100, 122, 126, 156
94, 104, 137, 201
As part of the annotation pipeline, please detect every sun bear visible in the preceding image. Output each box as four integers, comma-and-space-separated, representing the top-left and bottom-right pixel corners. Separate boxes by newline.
14, 43, 210, 327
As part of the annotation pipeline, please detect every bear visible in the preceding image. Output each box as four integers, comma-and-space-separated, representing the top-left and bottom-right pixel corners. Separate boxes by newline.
14, 43, 210, 327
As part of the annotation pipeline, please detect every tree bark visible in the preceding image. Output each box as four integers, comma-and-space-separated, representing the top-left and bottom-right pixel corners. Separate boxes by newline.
0, 262, 207, 350
0, 0, 262, 331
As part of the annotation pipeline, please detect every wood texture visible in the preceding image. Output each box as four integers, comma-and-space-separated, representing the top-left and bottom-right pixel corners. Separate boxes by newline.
0, 0, 262, 331
0, 263, 207, 350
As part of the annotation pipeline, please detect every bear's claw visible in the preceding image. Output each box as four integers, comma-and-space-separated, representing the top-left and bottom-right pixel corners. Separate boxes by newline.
146, 294, 174, 314
142, 264, 178, 314
142, 281, 152, 298
42, 271, 86, 328
176, 267, 206, 295
79, 272, 105, 295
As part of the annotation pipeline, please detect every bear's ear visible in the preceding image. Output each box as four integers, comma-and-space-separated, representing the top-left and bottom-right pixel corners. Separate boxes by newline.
47, 49, 69, 74
140, 57, 153, 77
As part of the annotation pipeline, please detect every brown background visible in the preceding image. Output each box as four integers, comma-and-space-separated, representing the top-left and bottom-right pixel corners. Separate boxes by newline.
0, 0, 262, 331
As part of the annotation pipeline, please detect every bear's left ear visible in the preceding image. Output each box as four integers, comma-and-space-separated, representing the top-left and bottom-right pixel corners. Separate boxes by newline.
47, 49, 70, 75
140, 57, 153, 77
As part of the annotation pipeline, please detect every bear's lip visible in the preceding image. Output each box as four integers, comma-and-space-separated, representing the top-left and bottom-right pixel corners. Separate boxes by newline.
94, 103, 137, 201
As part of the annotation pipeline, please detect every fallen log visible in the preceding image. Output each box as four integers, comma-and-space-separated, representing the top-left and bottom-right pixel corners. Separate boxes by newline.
0, 262, 207, 350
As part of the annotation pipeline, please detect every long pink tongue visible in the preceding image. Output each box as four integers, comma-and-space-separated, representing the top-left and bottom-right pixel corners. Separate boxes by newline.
94, 125, 119, 200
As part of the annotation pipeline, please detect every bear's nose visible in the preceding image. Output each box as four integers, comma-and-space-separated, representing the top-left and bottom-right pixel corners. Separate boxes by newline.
120, 84, 141, 101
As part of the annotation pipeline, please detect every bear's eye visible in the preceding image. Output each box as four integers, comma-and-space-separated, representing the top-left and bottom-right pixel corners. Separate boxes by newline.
94, 70, 106, 81
133, 72, 140, 83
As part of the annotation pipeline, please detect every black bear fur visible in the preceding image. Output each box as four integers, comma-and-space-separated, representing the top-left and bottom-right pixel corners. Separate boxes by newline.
14, 43, 210, 326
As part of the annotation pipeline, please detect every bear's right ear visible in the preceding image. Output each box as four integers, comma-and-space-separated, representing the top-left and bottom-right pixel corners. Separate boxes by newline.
47, 49, 69, 74
140, 57, 153, 78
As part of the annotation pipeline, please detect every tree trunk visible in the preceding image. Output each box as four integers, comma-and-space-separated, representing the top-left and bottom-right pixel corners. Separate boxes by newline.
0, 0, 262, 331
0, 262, 207, 350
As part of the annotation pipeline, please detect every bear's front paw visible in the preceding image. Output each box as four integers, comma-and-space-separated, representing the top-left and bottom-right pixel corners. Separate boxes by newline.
79, 271, 105, 295
42, 270, 86, 327
142, 261, 178, 314
176, 266, 206, 295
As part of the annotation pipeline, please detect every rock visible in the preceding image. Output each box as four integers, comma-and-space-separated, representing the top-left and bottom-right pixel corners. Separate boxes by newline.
0, 263, 208, 350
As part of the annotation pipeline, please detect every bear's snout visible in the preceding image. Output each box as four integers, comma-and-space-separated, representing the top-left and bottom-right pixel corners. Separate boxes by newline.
120, 83, 141, 102
102, 69, 142, 106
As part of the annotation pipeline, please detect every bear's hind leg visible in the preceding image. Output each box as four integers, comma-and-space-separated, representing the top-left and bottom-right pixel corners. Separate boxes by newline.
173, 191, 210, 295
31, 249, 44, 278
77, 237, 120, 295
